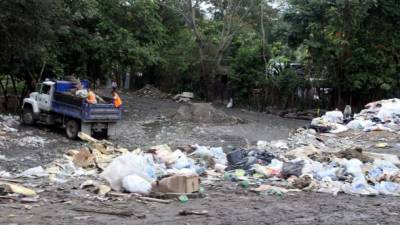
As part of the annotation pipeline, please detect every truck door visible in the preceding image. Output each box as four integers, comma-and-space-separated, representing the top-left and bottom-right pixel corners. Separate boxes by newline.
37, 84, 53, 111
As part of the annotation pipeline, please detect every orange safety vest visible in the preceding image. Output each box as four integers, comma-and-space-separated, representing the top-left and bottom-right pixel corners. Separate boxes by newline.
113, 93, 122, 108
87, 91, 97, 104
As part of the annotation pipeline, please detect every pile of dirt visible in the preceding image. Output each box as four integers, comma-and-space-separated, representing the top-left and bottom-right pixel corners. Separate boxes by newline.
173, 103, 239, 124
133, 85, 171, 99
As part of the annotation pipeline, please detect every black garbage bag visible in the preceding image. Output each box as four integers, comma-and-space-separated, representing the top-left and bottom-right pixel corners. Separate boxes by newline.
310, 125, 331, 133
247, 149, 275, 165
226, 148, 276, 171
281, 161, 304, 178
227, 149, 245, 165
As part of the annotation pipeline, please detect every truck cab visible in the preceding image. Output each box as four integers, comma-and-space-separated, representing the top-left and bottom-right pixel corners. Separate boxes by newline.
22, 79, 121, 139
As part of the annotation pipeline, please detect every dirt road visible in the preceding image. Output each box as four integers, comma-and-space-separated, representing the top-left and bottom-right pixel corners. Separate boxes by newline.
0, 93, 306, 172
1, 92, 399, 225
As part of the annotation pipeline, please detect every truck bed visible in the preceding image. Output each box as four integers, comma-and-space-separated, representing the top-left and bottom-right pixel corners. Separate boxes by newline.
52, 92, 121, 122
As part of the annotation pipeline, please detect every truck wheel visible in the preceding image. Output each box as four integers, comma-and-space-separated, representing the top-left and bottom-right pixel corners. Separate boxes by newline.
22, 107, 35, 125
66, 119, 80, 139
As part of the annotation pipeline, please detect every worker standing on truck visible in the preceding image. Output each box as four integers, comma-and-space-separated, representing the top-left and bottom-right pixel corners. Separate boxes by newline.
87, 88, 97, 104
112, 90, 122, 108
111, 78, 118, 91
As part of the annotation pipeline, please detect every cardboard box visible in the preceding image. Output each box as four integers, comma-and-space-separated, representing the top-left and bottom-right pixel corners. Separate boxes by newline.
154, 175, 200, 193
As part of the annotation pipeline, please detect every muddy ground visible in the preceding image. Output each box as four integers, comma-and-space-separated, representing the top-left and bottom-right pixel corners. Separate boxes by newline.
1, 91, 400, 225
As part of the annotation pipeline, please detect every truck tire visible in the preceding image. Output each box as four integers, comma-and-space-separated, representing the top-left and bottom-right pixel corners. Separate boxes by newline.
22, 107, 35, 125
66, 119, 80, 139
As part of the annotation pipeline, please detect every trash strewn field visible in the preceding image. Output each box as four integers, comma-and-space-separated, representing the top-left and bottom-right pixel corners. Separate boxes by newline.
1, 94, 400, 225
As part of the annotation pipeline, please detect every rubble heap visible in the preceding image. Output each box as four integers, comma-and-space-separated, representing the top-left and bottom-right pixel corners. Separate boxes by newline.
133, 84, 171, 99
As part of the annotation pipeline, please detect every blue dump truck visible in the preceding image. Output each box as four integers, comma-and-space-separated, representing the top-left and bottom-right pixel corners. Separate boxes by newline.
21, 79, 122, 139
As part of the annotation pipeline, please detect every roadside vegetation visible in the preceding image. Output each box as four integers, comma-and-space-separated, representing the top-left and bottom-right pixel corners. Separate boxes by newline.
0, 0, 399, 111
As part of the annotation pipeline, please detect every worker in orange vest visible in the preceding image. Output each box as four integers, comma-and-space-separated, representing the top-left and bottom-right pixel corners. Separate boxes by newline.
112, 90, 122, 108
86, 88, 97, 104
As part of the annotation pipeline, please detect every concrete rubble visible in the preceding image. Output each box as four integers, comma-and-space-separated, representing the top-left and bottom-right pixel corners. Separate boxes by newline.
173, 92, 194, 103
133, 84, 171, 99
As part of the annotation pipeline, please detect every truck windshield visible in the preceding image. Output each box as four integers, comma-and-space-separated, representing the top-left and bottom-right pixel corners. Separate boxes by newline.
35, 84, 42, 93
41, 85, 51, 94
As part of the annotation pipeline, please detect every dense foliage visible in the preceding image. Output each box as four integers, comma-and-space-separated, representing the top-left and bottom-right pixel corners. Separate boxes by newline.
0, 0, 399, 111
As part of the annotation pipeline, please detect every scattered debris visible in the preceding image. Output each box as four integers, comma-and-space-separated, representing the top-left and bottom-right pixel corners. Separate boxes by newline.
73, 149, 95, 168
71, 207, 145, 218
137, 196, 172, 204
18, 166, 49, 178
334, 147, 372, 162
178, 210, 209, 216
0, 97, 399, 211
153, 175, 200, 193
173, 92, 194, 103
16, 136, 47, 148
133, 84, 170, 99
0, 182, 37, 197
178, 195, 189, 203
253, 184, 301, 194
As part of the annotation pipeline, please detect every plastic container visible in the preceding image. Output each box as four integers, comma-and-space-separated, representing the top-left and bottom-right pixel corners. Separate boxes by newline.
55, 80, 90, 92
55, 81, 73, 92
81, 79, 89, 89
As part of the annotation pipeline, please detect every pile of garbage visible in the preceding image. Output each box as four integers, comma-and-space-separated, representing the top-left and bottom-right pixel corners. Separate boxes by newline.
223, 143, 400, 196
134, 84, 171, 99
0, 114, 19, 133
0, 114, 49, 148
1, 99, 400, 201
311, 98, 400, 134
0, 133, 226, 200
265, 107, 321, 120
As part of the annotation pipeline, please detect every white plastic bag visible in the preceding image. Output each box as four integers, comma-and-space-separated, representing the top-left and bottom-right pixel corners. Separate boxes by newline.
256, 140, 268, 150
343, 158, 363, 177
122, 174, 152, 194
322, 111, 344, 124
169, 150, 194, 169
342, 177, 379, 196
329, 124, 348, 134
374, 182, 400, 196
346, 119, 374, 130
376, 99, 400, 121
191, 145, 227, 166
210, 147, 227, 165
270, 140, 288, 149
18, 166, 49, 178
100, 153, 155, 191
191, 145, 213, 158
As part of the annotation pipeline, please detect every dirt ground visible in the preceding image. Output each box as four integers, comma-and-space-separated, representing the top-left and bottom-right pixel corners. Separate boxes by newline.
1, 91, 400, 225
